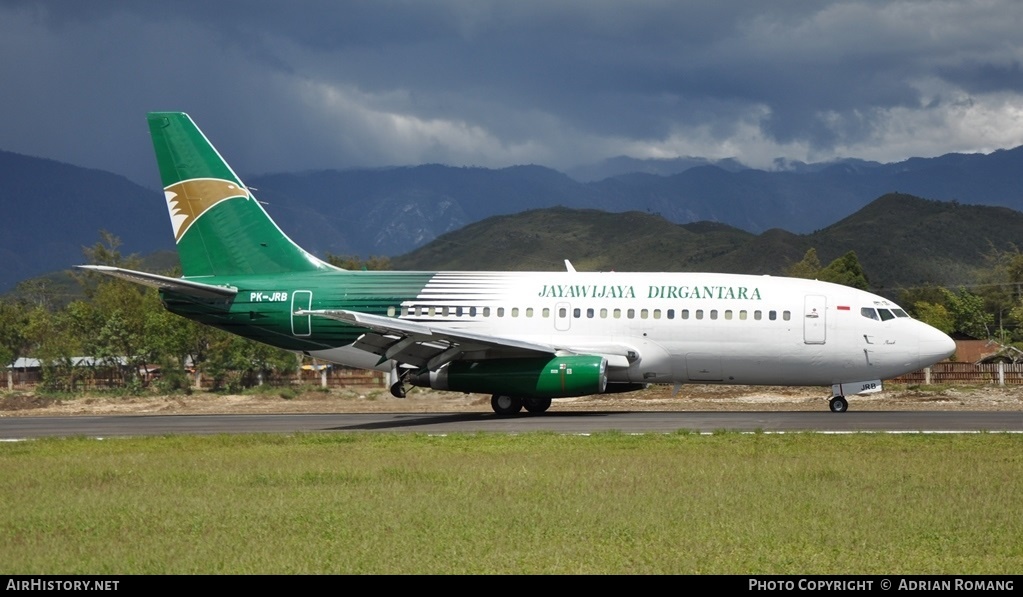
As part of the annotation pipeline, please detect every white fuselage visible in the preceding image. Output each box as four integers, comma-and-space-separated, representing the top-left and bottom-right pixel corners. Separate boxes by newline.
308, 270, 956, 388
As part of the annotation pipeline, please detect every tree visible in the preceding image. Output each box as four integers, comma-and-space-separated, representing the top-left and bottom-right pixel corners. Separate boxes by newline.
67, 231, 162, 390
975, 246, 1023, 343
944, 287, 993, 339
75, 231, 144, 299
145, 306, 207, 392
243, 340, 299, 387
898, 285, 948, 317
0, 299, 31, 389
786, 248, 822, 279
912, 301, 954, 335
23, 304, 86, 392
817, 251, 869, 290
786, 249, 870, 290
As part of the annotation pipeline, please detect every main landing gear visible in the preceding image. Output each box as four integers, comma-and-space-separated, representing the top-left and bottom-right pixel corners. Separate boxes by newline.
829, 395, 848, 413
490, 395, 552, 415
389, 367, 413, 398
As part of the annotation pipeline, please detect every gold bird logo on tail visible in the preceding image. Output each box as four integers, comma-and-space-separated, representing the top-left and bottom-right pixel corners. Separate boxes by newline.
164, 178, 248, 242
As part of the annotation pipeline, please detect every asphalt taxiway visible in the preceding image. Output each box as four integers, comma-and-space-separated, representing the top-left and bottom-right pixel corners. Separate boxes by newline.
1, 410, 1021, 439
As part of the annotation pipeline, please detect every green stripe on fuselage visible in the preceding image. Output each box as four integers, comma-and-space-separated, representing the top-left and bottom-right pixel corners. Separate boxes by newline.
161, 270, 436, 351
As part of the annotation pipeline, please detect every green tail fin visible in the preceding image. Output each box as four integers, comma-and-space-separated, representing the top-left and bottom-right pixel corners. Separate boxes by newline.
147, 112, 331, 278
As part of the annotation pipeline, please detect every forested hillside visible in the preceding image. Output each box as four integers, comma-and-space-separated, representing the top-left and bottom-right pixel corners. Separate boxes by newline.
393, 193, 1023, 291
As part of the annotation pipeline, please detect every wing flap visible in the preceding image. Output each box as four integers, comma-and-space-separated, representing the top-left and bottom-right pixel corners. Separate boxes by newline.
301, 308, 639, 371
352, 333, 454, 369
302, 309, 556, 354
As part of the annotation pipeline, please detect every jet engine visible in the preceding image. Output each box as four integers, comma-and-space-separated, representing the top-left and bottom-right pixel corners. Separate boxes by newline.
408, 355, 608, 398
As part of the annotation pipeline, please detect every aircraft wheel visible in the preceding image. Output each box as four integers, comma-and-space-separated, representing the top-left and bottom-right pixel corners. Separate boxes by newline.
491, 394, 523, 415
829, 396, 848, 413
522, 397, 552, 414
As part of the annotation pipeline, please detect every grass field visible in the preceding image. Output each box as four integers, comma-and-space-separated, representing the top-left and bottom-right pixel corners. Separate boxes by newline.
1, 432, 1020, 574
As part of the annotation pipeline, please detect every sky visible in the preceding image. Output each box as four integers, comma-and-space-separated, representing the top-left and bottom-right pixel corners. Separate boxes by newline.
2, 0, 1023, 186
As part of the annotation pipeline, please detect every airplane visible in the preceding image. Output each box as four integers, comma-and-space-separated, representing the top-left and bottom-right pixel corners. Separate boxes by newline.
79, 112, 957, 414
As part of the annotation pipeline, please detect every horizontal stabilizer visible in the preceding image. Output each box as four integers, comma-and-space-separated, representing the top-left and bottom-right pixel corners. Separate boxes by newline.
76, 265, 238, 299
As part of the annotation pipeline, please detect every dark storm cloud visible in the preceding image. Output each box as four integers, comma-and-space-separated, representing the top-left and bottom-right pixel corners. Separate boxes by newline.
1, 0, 1022, 184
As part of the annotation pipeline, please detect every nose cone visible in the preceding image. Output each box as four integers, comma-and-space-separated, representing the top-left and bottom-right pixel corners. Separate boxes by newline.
919, 323, 956, 365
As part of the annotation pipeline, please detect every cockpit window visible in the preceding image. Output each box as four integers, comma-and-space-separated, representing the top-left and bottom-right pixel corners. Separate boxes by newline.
877, 309, 896, 321
892, 309, 909, 318
861, 308, 879, 321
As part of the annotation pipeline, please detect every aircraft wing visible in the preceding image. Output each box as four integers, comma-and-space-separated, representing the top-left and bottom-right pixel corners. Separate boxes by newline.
76, 265, 238, 299
301, 309, 632, 370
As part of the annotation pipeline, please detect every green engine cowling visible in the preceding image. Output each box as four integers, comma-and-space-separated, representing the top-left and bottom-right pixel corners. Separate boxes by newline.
410, 355, 608, 398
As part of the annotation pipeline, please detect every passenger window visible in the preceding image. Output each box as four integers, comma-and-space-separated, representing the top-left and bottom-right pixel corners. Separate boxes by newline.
483, 307, 490, 317
653, 309, 661, 320
542, 308, 550, 318
627, 309, 635, 319
754, 311, 762, 321
600, 308, 608, 318
769, 310, 777, 321
498, 307, 505, 317
640, 309, 649, 319
613, 308, 622, 319
783, 311, 791, 321
724, 310, 732, 320
695, 309, 704, 320
559, 307, 567, 318
512, 307, 520, 317
526, 307, 534, 318
587, 308, 594, 318
455, 306, 463, 317
573, 308, 580, 318
710, 310, 718, 320
681, 309, 690, 320
667, 309, 675, 320
387, 306, 396, 317
739, 310, 747, 320
469, 306, 477, 317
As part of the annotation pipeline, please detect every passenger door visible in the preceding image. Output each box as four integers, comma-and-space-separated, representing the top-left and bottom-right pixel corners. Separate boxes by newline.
803, 295, 827, 344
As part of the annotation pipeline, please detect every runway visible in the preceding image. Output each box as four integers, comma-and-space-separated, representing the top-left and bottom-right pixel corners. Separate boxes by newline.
1, 410, 1021, 439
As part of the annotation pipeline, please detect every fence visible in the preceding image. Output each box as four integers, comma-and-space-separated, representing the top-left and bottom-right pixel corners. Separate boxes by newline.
4, 366, 387, 392
293, 367, 386, 389
186, 367, 387, 390
891, 362, 1023, 386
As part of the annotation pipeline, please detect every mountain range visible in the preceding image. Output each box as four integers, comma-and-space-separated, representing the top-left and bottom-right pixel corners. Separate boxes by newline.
392, 194, 1023, 293
2, 145, 1023, 293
